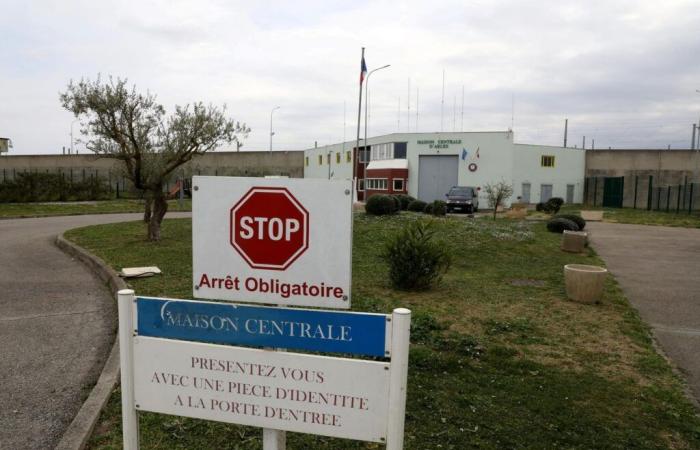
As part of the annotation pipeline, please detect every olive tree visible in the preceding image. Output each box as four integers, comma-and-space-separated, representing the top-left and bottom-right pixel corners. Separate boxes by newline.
484, 181, 514, 220
60, 76, 249, 240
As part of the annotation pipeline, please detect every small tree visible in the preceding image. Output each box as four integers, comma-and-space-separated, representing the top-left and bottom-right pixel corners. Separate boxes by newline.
60, 76, 249, 241
484, 181, 514, 220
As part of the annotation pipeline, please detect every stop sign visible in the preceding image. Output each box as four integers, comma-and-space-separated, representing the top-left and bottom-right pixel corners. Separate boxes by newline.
230, 187, 309, 270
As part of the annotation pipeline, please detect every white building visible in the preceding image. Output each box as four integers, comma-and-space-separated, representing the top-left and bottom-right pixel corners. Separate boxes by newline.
303, 131, 585, 206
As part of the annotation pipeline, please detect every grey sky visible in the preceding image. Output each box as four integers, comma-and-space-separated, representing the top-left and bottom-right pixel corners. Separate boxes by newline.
2, 0, 700, 154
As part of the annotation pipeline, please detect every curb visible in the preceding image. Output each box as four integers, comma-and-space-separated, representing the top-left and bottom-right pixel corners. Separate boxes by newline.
54, 234, 128, 450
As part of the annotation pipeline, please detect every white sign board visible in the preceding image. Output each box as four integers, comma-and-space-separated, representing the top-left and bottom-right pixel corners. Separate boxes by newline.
192, 177, 353, 309
133, 336, 390, 442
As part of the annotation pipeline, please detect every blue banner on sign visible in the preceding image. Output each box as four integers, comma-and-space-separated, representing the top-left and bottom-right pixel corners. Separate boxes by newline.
136, 297, 388, 357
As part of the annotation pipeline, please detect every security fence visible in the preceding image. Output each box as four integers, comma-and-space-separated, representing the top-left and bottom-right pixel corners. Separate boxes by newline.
583, 175, 699, 213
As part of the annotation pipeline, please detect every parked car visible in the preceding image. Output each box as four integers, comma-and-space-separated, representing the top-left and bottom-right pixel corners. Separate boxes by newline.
445, 186, 479, 213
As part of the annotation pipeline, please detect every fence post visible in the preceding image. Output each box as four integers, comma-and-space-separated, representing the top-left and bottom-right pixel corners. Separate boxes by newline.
647, 176, 653, 210
677, 184, 682, 213
666, 186, 671, 213
689, 183, 694, 214
593, 177, 598, 206
683, 176, 688, 210
583, 178, 588, 205
633, 175, 638, 209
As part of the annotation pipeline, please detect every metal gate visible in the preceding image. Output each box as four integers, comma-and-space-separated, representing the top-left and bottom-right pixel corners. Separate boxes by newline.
417, 155, 458, 202
540, 184, 553, 202
566, 184, 575, 204
603, 177, 624, 208
521, 183, 531, 203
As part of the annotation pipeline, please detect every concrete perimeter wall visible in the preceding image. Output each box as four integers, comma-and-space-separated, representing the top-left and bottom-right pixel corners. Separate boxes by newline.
585, 150, 700, 209
0, 151, 304, 187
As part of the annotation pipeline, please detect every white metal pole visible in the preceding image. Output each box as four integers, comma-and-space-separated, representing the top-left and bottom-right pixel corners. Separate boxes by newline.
263, 429, 286, 450
118, 289, 139, 450
386, 308, 411, 450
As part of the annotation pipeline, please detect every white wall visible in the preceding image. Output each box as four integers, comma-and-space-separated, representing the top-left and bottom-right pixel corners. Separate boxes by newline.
303, 132, 586, 207
512, 144, 586, 204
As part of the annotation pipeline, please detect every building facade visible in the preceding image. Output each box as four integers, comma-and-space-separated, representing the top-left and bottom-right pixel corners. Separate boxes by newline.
303, 131, 585, 206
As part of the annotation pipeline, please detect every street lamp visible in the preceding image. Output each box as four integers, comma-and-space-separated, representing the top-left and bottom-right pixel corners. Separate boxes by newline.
70, 119, 79, 155
364, 64, 391, 160
269, 106, 280, 152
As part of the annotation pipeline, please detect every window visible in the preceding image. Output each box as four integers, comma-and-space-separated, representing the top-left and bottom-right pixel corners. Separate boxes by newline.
346, 151, 352, 163
366, 178, 388, 190
336, 152, 341, 164
358, 179, 365, 191
370, 143, 394, 161
318, 155, 323, 165
358, 148, 370, 163
393, 178, 404, 191
305, 156, 309, 167
326, 153, 331, 164
394, 142, 407, 159
541, 155, 555, 167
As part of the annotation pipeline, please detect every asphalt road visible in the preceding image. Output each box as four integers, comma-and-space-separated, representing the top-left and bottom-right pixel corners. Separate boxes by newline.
0, 213, 189, 450
588, 221, 700, 401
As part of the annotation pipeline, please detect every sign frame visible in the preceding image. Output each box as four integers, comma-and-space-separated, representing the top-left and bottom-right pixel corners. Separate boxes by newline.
118, 289, 410, 450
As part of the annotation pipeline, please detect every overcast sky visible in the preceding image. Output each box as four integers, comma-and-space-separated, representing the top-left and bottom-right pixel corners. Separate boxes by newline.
2, 0, 700, 154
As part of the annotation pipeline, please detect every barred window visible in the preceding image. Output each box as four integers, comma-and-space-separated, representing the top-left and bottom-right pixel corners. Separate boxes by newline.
366, 178, 388, 190
541, 155, 555, 167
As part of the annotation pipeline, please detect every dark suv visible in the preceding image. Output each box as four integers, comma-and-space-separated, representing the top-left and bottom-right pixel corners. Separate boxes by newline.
445, 186, 479, 213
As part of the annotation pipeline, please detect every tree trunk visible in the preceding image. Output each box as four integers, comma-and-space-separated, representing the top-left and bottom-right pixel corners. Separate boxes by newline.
143, 195, 152, 223
148, 189, 168, 241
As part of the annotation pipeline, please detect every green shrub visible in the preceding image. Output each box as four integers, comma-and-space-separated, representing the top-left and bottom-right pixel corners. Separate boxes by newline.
390, 195, 401, 211
383, 220, 452, 290
394, 194, 415, 210
535, 202, 546, 212
555, 214, 586, 230
407, 199, 427, 212
423, 203, 433, 214
544, 197, 564, 214
365, 194, 398, 215
430, 200, 447, 216
546, 217, 579, 233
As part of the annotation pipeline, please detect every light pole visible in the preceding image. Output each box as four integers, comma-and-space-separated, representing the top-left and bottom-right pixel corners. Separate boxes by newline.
358, 64, 391, 190
364, 64, 390, 160
269, 106, 280, 152
70, 119, 79, 155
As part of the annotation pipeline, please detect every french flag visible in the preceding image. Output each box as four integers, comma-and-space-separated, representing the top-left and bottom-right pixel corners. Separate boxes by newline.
360, 56, 367, 84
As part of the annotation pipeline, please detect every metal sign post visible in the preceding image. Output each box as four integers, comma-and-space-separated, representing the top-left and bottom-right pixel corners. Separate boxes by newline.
118, 289, 139, 450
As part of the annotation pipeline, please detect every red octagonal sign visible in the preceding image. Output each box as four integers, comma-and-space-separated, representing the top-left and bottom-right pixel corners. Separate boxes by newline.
230, 187, 309, 270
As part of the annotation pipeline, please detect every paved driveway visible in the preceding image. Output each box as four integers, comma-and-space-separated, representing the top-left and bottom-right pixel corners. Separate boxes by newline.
0, 213, 189, 450
587, 222, 700, 401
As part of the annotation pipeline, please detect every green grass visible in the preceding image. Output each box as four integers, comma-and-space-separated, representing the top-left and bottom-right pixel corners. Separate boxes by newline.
65, 215, 700, 449
557, 204, 700, 228
0, 199, 191, 218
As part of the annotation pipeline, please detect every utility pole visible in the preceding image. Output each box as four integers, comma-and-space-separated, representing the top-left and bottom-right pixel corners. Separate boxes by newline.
355, 47, 365, 173
582, 136, 586, 149
440, 69, 445, 132
592, 139, 595, 150
407, 78, 411, 132
461, 85, 464, 132
415, 87, 419, 132
269, 106, 280, 152
692, 124, 697, 150
452, 95, 456, 132
564, 119, 568, 147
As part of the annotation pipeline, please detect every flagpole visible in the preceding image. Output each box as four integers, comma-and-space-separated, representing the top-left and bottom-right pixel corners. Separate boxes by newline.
355, 47, 365, 199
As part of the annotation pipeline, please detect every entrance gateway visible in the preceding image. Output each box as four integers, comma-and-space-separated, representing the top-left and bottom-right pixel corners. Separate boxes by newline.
417, 155, 459, 202
117, 176, 411, 450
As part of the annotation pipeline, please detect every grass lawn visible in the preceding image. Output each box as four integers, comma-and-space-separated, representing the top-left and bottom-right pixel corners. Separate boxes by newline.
556, 204, 700, 228
65, 214, 700, 449
0, 199, 191, 218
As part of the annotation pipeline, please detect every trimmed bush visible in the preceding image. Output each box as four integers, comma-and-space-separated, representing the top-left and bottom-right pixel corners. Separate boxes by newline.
390, 195, 401, 211
384, 220, 452, 290
555, 214, 586, 230
546, 217, 580, 233
394, 194, 416, 210
365, 194, 398, 215
431, 200, 447, 216
408, 199, 427, 212
424, 203, 434, 214
545, 197, 564, 214
535, 202, 546, 212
